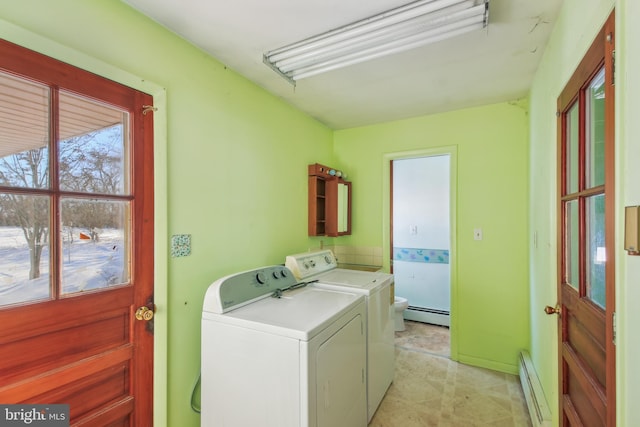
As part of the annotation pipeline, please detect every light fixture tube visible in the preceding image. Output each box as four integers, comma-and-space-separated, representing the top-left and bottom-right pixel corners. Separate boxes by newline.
276, 4, 485, 73
292, 19, 484, 80
264, 0, 489, 82
268, 0, 473, 63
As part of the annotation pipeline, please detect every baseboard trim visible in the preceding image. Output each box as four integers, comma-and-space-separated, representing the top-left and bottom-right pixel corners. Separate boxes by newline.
457, 354, 518, 375
519, 351, 551, 427
404, 307, 450, 327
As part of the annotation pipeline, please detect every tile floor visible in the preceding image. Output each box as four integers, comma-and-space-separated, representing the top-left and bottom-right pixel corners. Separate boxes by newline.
369, 321, 532, 427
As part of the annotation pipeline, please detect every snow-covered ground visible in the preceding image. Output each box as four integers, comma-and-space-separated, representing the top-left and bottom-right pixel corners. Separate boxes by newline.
0, 227, 126, 307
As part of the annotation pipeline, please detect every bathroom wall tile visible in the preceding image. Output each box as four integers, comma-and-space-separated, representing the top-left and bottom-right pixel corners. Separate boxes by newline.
325, 246, 384, 267
355, 246, 374, 256
354, 254, 374, 266
341, 254, 356, 264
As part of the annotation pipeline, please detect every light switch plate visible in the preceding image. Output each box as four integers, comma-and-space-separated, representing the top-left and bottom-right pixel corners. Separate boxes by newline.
473, 228, 483, 241
171, 234, 192, 257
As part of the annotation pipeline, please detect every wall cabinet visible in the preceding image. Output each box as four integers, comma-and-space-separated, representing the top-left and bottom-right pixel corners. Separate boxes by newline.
308, 163, 351, 237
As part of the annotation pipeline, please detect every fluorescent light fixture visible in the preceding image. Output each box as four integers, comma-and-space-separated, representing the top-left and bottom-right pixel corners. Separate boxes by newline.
264, 0, 489, 83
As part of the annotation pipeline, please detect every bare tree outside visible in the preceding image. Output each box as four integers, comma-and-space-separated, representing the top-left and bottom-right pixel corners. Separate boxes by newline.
59, 126, 126, 233
0, 148, 49, 279
0, 125, 124, 281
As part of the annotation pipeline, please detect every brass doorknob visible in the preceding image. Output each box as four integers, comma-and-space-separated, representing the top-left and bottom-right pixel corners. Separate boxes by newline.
135, 305, 154, 321
544, 305, 561, 316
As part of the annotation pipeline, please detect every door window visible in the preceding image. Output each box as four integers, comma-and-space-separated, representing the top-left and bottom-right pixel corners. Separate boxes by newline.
0, 72, 133, 307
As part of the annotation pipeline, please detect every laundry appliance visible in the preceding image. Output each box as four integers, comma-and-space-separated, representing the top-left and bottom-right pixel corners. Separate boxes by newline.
201, 265, 367, 427
285, 250, 394, 421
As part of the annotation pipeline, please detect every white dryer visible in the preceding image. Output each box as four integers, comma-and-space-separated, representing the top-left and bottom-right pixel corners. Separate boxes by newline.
201, 265, 367, 427
285, 250, 395, 422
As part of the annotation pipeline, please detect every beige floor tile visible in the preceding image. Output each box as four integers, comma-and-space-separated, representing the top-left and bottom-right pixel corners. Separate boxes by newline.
370, 321, 532, 427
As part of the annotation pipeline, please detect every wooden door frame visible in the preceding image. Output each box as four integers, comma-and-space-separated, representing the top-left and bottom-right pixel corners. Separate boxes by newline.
555, 11, 616, 426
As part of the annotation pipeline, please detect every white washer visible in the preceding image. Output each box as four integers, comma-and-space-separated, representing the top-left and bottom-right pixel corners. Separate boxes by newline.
201, 265, 367, 427
285, 250, 395, 422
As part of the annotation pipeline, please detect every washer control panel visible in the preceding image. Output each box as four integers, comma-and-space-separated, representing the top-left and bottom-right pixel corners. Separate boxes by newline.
204, 265, 296, 313
285, 250, 337, 280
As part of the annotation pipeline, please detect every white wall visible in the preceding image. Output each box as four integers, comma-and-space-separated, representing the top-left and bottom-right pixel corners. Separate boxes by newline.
618, 0, 640, 424
393, 155, 450, 313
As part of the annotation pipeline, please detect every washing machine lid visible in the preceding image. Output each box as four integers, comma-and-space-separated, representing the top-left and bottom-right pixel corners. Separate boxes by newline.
285, 250, 392, 293
203, 265, 364, 341
312, 269, 392, 292
205, 287, 363, 340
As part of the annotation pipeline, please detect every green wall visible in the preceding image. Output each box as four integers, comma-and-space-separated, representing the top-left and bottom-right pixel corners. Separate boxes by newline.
0, 1, 334, 426
4, 0, 639, 425
334, 101, 531, 373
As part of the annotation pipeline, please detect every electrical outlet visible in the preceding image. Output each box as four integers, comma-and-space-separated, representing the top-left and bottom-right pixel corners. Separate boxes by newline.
473, 228, 483, 241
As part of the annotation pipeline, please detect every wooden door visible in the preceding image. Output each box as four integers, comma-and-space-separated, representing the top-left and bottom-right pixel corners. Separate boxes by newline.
553, 12, 615, 427
0, 40, 154, 426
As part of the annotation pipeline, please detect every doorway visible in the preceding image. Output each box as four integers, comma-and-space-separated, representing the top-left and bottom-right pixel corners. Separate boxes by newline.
392, 155, 451, 326
383, 147, 457, 357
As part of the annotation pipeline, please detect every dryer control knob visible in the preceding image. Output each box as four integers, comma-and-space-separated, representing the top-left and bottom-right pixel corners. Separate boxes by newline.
324, 255, 332, 264
256, 272, 267, 284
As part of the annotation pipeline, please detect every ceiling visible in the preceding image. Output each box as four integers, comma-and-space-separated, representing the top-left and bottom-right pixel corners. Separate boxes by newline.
123, 0, 563, 129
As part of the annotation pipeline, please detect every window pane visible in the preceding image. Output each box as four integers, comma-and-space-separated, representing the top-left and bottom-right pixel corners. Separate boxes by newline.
0, 194, 50, 307
60, 198, 130, 295
586, 68, 606, 188
565, 103, 579, 194
58, 91, 129, 195
586, 194, 605, 308
565, 200, 579, 290
0, 72, 50, 189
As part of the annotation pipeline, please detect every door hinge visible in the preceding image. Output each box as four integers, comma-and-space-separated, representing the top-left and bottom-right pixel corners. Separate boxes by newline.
142, 105, 157, 115
613, 311, 617, 345
612, 49, 616, 86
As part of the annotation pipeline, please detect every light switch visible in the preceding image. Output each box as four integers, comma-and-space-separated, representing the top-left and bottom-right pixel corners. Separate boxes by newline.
625, 206, 640, 255
473, 228, 483, 241
410, 225, 418, 235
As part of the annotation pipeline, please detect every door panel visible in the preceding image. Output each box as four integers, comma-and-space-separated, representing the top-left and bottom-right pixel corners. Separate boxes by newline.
555, 12, 615, 427
0, 39, 154, 426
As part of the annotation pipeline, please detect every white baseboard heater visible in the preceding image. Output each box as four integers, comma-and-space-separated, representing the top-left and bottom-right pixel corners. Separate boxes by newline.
404, 306, 450, 327
519, 351, 552, 427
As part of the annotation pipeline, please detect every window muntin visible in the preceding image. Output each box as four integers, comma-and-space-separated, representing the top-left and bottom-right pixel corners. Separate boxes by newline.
561, 65, 607, 309
0, 74, 132, 308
